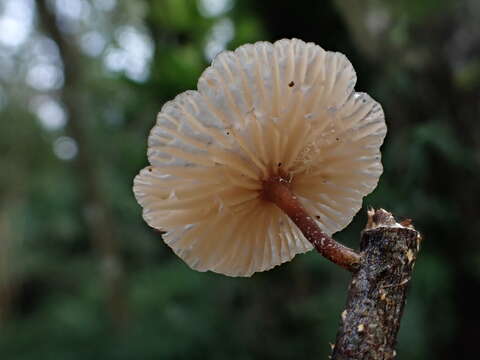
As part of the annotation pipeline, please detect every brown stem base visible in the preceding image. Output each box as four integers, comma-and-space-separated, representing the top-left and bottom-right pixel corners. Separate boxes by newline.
262, 177, 360, 272
331, 209, 421, 360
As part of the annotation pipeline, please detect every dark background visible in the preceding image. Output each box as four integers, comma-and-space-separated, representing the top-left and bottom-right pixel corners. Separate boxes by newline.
1, 0, 479, 359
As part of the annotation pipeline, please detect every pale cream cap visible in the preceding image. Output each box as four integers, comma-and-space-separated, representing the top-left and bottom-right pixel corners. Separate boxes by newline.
134, 39, 387, 277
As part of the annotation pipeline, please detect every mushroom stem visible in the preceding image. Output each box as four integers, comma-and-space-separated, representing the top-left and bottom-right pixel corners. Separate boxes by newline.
263, 177, 360, 272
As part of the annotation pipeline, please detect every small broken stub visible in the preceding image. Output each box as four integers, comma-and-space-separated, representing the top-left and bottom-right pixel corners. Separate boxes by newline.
365, 208, 415, 231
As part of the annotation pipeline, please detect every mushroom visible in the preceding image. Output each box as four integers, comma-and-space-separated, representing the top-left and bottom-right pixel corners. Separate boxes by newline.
133, 39, 386, 277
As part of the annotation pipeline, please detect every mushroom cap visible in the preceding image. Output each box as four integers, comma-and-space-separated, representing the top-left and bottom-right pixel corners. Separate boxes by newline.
133, 39, 387, 277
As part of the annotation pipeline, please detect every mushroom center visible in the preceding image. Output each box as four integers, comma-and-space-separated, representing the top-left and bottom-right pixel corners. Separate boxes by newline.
261, 175, 292, 203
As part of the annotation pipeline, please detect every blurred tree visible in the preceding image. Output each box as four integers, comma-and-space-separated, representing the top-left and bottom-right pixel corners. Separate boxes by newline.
36, 0, 128, 329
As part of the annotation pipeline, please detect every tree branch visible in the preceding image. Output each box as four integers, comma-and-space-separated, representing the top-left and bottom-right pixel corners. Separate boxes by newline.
332, 209, 421, 359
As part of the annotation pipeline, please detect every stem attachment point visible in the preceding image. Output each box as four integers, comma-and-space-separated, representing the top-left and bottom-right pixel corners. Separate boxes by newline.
262, 177, 360, 272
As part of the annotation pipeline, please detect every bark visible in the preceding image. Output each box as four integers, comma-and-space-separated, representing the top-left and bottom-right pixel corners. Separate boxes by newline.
332, 209, 421, 360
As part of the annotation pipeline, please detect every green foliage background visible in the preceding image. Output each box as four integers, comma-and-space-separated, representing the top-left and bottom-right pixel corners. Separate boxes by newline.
1, 0, 479, 359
